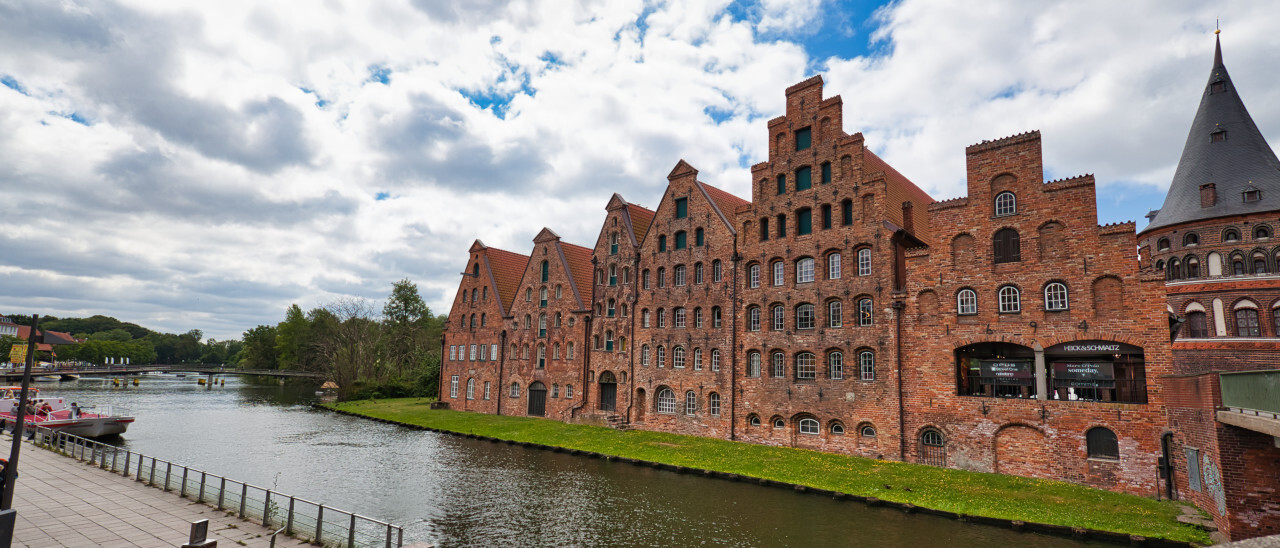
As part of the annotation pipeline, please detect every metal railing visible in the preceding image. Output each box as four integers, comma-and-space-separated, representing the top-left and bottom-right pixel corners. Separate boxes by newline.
25, 427, 404, 548
1220, 369, 1280, 416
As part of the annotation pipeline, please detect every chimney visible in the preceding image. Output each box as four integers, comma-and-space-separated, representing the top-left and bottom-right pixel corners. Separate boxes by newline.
901, 201, 914, 234
1200, 183, 1216, 208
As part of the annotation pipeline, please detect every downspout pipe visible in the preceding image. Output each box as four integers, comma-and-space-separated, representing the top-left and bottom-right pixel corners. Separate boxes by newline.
496, 330, 506, 415
893, 299, 906, 461
730, 247, 741, 440
569, 314, 592, 419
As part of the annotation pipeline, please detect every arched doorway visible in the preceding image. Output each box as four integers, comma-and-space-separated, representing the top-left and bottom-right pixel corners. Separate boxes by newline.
634, 388, 646, 422
527, 382, 547, 416
598, 371, 617, 412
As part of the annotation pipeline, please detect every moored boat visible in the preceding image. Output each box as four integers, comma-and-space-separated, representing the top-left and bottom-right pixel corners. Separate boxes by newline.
0, 387, 134, 437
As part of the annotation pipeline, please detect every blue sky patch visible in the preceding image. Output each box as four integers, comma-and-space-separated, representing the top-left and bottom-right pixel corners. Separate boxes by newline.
367, 65, 391, 85
375, 191, 391, 201
1, 75, 28, 95
703, 105, 735, 124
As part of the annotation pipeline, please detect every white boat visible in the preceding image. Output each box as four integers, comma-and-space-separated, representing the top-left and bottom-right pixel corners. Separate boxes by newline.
0, 387, 135, 437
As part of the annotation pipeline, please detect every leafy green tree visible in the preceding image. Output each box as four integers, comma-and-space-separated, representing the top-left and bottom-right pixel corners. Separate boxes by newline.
239, 325, 279, 369
88, 328, 133, 342
276, 304, 311, 370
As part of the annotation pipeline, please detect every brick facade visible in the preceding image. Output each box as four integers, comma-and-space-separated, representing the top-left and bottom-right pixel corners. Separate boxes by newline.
439, 68, 1279, 541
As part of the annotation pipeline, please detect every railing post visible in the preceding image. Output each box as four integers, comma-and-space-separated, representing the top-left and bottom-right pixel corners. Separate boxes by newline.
286, 496, 295, 536
264, 490, 272, 527
316, 505, 324, 544
386, 522, 393, 548
123, 450, 131, 476
111, 447, 118, 472
398, 527, 403, 547
348, 513, 356, 548
198, 471, 206, 503
181, 467, 189, 497
164, 462, 172, 491
218, 477, 226, 510
87, 441, 96, 465
148, 458, 156, 485
239, 483, 248, 519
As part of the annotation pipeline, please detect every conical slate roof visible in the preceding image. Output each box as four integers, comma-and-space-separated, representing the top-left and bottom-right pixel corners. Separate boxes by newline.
1141, 36, 1280, 234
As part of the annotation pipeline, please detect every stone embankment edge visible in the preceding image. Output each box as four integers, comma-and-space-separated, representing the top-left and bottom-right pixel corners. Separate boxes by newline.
315, 404, 1202, 548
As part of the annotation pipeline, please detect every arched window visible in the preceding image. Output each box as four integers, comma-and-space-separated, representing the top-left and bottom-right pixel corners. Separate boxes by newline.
919, 429, 946, 466
1044, 282, 1068, 311
694, 307, 704, 328
748, 414, 762, 426
1256, 225, 1272, 239
605, 330, 614, 352
748, 263, 761, 288
994, 191, 1016, 216
695, 227, 705, 246
674, 307, 686, 328
674, 264, 687, 286
1253, 252, 1268, 274
1224, 228, 1240, 242
1183, 233, 1199, 246
747, 351, 761, 377
774, 305, 787, 332
657, 267, 666, 288
672, 346, 686, 368
1185, 311, 1208, 338
828, 351, 844, 379
857, 248, 872, 276
994, 228, 1021, 263
472, 264, 480, 277
857, 298, 873, 326
828, 300, 843, 327
1186, 256, 1201, 278
771, 351, 785, 377
957, 289, 977, 315
713, 259, 723, 282
773, 417, 786, 428
1157, 238, 1171, 251
772, 260, 784, 286
799, 418, 819, 435
693, 347, 703, 370
640, 344, 650, 367
538, 314, 547, 337
711, 349, 721, 371
998, 286, 1021, 313
656, 388, 676, 414
1086, 427, 1119, 460
796, 257, 815, 283
684, 391, 697, 415
712, 306, 722, 328
510, 382, 520, 398
537, 344, 546, 368
830, 422, 846, 435
656, 345, 666, 367
466, 378, 475, 400
694, 262, 704, 284
708, 392, 721, 416
641, 309, 650, 328
657, 308, 666, 327
608, 265, 617, 286
796, 352, 816, 379
642, 269, 651, 289
658, 234, 667, 252
796, 303, 815, 329
607, 299, 616, 317
480, 313, 486, 327
674, 230, 687, 250
747, 306, 761, 331
859, 351, 875, 380
827, 253, 842, 279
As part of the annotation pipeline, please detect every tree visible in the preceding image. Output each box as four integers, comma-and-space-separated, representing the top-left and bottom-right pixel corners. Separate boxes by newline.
382, 280, 435, 379
88, 328, 133, 342
276, 304, 311, 371
239, 325, 279, 369
314, 298, 382, 393
383, 279, 430, 325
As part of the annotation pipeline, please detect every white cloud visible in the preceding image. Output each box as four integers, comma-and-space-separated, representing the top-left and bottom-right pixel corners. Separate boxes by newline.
1, 0, 1277, 340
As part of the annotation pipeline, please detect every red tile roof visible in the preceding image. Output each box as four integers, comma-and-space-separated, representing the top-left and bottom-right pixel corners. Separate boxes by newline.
626, 203, 656, 244
484, 247, 530, 315
697, 181, 749, 232
864, 148, 933, 243
559, 242, 595, 309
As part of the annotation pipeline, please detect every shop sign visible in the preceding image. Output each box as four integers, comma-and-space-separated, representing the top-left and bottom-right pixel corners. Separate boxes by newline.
1046, 340, 1141, 355
979, 360, 1033, 385
1052, 361, 1115, 388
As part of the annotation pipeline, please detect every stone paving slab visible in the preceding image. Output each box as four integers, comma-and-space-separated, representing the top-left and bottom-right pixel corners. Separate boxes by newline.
6, 436, 311, 547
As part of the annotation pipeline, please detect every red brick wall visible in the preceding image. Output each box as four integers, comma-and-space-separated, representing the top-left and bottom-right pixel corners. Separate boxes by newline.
441, 245, 514, 415
584, 197, 645, 424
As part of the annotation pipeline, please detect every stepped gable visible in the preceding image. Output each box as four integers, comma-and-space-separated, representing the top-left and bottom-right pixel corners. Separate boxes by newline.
1142, 35, 1280, 234
482, 243, 530, 315
864, 148, 934, 243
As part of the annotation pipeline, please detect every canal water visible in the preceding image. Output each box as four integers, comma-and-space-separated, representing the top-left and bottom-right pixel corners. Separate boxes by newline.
43, 374, 1105, 547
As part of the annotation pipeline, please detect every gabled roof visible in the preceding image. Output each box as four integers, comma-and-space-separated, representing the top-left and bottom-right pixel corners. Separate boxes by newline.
1142, 35, 1280, 234
470, 240, 529, 315
626, 203, 656, 244
697, 181, 749, 234
865, 148, 933, 242
559, 241, 595, 310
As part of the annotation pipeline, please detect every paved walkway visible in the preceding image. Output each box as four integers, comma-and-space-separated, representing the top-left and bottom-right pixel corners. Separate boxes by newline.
7, 436, 310, 547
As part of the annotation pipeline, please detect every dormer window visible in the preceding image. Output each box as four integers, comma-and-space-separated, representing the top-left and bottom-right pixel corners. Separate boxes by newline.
1211, 80, 1226, 94
994, 191, 1016, 217
1211, 130, 1227, 143
1244, 188, 1262, 203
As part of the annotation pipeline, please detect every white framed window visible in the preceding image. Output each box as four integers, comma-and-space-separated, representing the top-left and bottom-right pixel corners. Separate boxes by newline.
749, 415, 761, 426
713, 260, 723, 282
450, 375, 459, 398
658, 309, 666, 328
484, 381, 491, 400
490, 344, 497, 359
694, 308, 704, 328
994, 191, 1016, 217
566, 384, 573, 398
748, 306, 761, 331
709, 392, 721, 415
860, 351, 875, 381
1044, 282, 1069, 311
773, 417, 785, 428
799, 418, 819, 435
831, 423, 846, 435
641, 344, 651, 367
693, 348, 703, 370
828, 351, 843, 379
470, 344, 477, 361
694, 262, 704, 284
466, 378, 475, 399
796, 258, 815, 283
712, 307, 722, 328
858, 299, 873, 326
657, 388, 676, 414
957, 289, 977, 315
828, 253, 842, 279
796, 303, 815, 330
675, 265, 687, 286
747, 351, 761, 377
772, 261, 784, 286
673, 346, 686, 368
675, 307, 687, 328
772, 305, 784, 331
857, 248, 871, 276
642, 309, 651, 328
657, 345, 666, 368
711, 349, 721, 371
771, 351, 785, 377
510, 382, 519, 397
749, 264, 760, 288
449, 345, 456, 361
998, 285, 1021, 313
828, 300, 842, 327
684, 391, 697, 415
796, 352, 816, 379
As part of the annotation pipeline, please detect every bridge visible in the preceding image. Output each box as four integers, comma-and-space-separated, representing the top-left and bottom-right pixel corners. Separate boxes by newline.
2, 364, 327, 382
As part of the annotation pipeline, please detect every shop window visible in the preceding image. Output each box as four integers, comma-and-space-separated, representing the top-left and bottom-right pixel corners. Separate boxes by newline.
956, 342, 1035, 398
1086, 427, 1119, 460
1047, 340, 1147, 404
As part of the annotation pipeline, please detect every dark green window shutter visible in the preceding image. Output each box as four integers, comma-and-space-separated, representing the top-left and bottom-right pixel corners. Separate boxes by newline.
822, 205, 832, 229
777, 214, 787, 238
776, 174, 786, 195
796, 167, 812, 191
695, 228, 704, 246
798, 209, 812, 235
675, 231, 687, 249
658, 235, 666, 252
541, 261, 549, 282
675, 197, 688, 219
821, 162, 832, 183
795, 128, 811, 151
842, 200, 853, 226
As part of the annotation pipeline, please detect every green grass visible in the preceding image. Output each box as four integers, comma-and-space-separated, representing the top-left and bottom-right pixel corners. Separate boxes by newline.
325, 398, 1209, 545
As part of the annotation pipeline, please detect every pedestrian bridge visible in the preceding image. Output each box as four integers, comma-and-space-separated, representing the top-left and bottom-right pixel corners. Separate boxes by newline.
2, 364, 327, 382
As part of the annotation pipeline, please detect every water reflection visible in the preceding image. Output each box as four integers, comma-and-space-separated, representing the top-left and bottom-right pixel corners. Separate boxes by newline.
43, 375, 1103, 547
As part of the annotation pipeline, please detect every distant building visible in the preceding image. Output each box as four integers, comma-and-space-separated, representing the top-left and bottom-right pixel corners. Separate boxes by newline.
441, 35, 1279, 541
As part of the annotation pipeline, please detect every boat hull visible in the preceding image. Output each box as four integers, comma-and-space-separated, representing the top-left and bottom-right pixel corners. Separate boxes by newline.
43, 417, 134, 437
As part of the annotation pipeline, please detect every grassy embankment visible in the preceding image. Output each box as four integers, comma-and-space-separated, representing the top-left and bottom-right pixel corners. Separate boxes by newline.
324, 398, 1209, 545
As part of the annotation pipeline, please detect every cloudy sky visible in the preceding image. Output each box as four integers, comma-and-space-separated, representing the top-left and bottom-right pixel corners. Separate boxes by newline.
2, 0, 1278, 341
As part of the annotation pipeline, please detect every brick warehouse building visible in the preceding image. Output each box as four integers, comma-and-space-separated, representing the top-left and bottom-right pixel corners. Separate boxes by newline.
441, 37, 1279, 540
